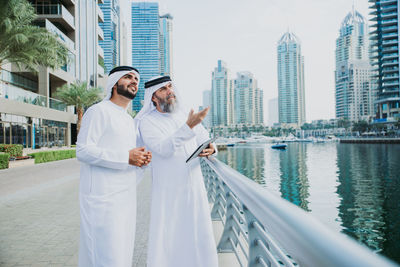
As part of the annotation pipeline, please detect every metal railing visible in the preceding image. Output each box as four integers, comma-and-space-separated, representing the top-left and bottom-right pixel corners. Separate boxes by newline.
0, 82, 67, 112
200, 158, 398, 267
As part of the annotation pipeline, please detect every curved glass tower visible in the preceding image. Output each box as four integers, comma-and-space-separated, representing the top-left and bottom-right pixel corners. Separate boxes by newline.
335, 9, 373, 121
277, 32, 306, 126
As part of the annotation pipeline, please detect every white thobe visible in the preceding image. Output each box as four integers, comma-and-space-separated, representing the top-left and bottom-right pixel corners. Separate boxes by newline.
76, 100, 139, 267
139, 109, 218, 267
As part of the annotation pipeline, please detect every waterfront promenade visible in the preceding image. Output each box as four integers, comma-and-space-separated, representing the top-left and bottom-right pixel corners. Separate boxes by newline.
0, 159, 234, 267
0, 159, 152, 267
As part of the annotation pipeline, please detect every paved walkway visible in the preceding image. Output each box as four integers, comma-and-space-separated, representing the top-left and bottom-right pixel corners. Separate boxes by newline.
0, 159, 151, 267
0, 159, 237, 267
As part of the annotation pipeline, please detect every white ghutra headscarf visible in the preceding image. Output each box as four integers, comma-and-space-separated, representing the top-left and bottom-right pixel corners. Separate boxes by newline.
135, 75, 184, 121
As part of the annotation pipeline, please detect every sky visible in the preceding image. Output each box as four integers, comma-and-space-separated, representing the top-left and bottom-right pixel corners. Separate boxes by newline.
127, 0, 370, 123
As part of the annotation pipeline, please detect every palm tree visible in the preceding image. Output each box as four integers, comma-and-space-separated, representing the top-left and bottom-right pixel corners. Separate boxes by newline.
55, 82, 102, 134
0, 0, 69, 71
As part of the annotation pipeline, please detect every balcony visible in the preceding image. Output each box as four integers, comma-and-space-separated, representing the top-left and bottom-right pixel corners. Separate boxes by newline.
33, 4, 75, 32
382, 80, 400, 87
97, 63, 105, 77
382, 67, 399, 74
97, 45, 104, 59
382, 46, 399, 53
381, 18, 397, 25
381, 53, 398, 60
97, 5, 104, 23
97, 25, 104, 41
382, 39, 398, 46
382, 25, 398, 33
382, 32, 398, 39
0, 82, 67, 112
44, 19, 75, 52
380, 5, 397, 12
382, 60, 399, 67
381, 11, 398, 19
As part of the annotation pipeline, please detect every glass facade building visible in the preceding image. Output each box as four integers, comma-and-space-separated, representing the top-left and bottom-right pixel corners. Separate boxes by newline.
202, 90, 212, 128
234, 72, 263, 125
335, 9, 373, 121
211, 60, 234, 126
159, 14, 173, 77
369, 0, 400, 121
99, 0, 120, 74
277, 32, 306, 126
131, 2, 161, 112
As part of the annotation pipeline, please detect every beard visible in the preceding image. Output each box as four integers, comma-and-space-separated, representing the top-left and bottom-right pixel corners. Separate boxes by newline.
155, 94, 177, 113
116, 83, 137, 100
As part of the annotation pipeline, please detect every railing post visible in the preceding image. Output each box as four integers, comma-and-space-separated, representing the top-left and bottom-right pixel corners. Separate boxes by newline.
217, 190, 240, 252
243, 206, 271, 267
210, 179, 226, 221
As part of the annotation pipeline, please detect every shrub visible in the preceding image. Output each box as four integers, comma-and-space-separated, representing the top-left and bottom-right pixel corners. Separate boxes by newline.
28, 149, 76, 164
0, 152, 10, 169
0, 144, 23, 157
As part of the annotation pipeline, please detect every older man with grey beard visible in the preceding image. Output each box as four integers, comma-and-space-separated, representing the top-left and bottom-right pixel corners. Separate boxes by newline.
135, 75, 218, 267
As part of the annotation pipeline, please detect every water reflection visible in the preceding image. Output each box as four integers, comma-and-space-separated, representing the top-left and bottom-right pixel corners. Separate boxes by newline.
336, 144, 400, 262
217, 143, 400, 263
279, 143, 309, 211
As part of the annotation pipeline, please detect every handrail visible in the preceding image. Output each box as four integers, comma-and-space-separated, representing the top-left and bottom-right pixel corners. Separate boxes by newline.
201, 158, 398, 267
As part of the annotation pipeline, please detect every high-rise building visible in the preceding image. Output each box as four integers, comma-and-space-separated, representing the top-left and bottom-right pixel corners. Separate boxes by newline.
234, 71, 263, 125
277, 32, 306, 127
0, 0, 104, 148
131, 2, 161, 112
335, 8, 373, 122
211, 60, 234, 126
76, 0, 105, 86
255, 88, 264, 124
159, 14, 173, 77
268, 97, 279, 126
369, 0, 400, 121
201, 90, 212, 128
99, 0, 121, 74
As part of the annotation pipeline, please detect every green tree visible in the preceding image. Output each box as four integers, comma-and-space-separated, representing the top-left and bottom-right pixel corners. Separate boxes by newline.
55, 82, 102, 134
352, 120, 369, 133
0, 0, 68, 71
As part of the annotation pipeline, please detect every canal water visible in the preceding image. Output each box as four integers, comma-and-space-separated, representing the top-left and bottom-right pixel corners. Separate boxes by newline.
216, 142, 400, 264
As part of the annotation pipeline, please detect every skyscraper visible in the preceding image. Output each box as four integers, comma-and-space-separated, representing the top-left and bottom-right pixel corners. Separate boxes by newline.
277, 32, 306, 126
211, 60, 233, 126
335, 8, 373, 122
234, 71, 263, 125
131, 2, 160, 112
159, 14, 173, 77
201, 90, 212, 128
99, 0, 121, 74
76, 0, 105, 86
369, 0, 400, 121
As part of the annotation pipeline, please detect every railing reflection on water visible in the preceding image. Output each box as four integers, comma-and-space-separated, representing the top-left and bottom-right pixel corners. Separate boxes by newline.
200, 158, 398, 267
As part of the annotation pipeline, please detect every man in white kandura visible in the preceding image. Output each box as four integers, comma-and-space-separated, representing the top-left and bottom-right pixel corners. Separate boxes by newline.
136, 75, 218, 267
76, 66, 152, 267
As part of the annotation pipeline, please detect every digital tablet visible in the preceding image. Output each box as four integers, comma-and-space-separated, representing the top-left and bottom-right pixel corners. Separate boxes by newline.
186, 137, 217, 163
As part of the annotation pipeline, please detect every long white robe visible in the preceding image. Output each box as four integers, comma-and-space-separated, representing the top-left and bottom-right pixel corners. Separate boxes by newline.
76, 100, 140, 267
139, 109, 218, 267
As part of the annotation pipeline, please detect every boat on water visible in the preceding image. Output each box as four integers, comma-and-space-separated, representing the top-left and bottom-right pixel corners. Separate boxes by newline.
271, 143, 287, 149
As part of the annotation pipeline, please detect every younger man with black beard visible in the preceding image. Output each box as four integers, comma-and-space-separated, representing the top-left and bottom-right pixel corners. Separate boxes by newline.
76, 66, 151, 267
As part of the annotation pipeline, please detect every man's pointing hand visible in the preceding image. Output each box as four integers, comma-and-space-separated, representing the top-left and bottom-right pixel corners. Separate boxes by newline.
186, 107, 210, 129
